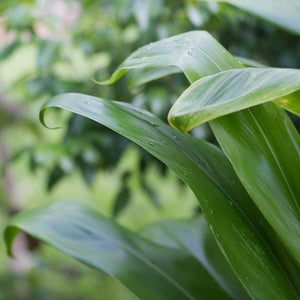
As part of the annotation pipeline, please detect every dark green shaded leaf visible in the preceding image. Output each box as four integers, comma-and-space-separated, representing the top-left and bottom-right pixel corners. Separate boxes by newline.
113, 184, 130, 217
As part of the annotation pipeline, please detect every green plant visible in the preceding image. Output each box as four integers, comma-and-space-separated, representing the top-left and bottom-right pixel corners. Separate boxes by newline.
4, 30, 300, 299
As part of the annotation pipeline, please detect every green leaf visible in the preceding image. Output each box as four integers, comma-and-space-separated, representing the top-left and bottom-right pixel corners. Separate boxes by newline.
140, 217, 251, 300
39, 92, 300, 299
168, 68, 300, 132
96, 31, 242, 85
198, 0, 300, 35
4, 200, 234, 300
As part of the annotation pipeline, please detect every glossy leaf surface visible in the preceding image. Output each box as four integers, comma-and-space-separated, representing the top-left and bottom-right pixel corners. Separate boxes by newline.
5, 200, 232, 300
39, 92, 299, 299
168, 68, 300, 132
198, 0, 300, 35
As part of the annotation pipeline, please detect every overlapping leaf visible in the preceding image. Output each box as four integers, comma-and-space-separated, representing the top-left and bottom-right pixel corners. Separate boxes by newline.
4, 200, 233, 300
198, 0, 300, 35
168, 68, 300, 132
37, 92, 299, 299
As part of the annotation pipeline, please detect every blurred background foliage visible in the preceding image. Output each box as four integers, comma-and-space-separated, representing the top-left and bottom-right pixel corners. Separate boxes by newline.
0, 0, 299, 299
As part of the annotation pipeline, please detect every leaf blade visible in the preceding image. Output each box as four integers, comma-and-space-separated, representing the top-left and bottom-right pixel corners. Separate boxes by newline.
168, 68, 300, 132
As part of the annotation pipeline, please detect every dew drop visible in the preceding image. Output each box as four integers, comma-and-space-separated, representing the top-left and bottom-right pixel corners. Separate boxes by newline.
187, 51, 193, 55
149, 142, 155, 147
84, 101, 89, 104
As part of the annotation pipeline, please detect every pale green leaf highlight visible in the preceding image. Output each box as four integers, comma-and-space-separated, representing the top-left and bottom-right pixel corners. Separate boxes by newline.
168, 68, 300, 132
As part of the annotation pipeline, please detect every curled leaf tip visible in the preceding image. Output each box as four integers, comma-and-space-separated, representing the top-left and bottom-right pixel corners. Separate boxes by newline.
39, 106, 62, 130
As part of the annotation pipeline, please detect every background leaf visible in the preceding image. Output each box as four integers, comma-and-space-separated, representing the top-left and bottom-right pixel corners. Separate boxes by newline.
198, 0, 300, 35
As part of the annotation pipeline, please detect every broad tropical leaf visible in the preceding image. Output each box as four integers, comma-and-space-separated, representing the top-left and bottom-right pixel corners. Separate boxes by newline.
168, 68, 300, 132
4, 200, 233, 300
39, 92, 299, 299
198, 0, 300, 35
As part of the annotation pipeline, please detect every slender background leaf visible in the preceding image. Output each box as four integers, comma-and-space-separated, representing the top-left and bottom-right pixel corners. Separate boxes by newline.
198, 0, 300, 35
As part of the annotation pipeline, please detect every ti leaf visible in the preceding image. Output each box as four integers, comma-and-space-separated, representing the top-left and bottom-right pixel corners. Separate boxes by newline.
4, 200, 235, 300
